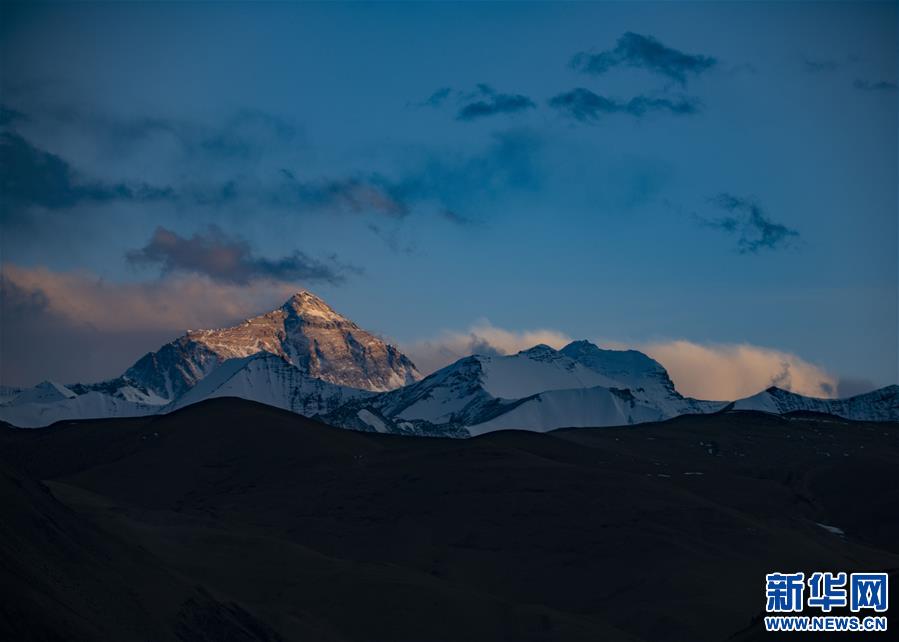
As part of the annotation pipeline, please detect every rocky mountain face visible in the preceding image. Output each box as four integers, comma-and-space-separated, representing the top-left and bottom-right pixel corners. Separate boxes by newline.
125, 291, 421, 400
2, 291, 897, 432
1, 292, 419, 427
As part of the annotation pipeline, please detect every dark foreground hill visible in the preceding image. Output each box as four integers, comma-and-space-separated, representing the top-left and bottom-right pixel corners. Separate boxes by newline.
1, 398, 897, 641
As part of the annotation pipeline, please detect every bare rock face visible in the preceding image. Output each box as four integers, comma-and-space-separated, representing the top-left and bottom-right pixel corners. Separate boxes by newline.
126, 291, 421, 400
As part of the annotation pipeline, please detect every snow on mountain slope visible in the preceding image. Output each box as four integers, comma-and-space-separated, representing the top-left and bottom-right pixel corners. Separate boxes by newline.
0, 391, 158, 428
67, 378, 169, 406
560, 340, 726, 416
6, 381, 77, 406
2, 290, 421, 427
478, 344, 619, 398
0, 386, 23, 404
126, 291, 420, 401
380, 345, 619, 425
467, 386, 666, 435
168, 353, 372, 416
323, 341, 725, 436
733, 385, 899, 421
5, 287, 895, 432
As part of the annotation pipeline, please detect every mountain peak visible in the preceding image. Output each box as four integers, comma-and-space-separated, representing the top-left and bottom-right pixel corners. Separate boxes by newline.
124, 290, 422, 399
282, 289, 333, 310
284, 289, 322, 304
280, 290, 354, 326
519, 344, 557, 357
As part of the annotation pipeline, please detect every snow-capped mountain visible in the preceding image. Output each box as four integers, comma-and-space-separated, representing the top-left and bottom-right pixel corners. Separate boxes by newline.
126, 291, 421, 400
1, 291, 419, 427
321, 342, 727, 436
0, 381, 159, 428
733, 385, 899, 422
2, 290, 897, 432
559, 340, 723, 416
168, 353, 373, 416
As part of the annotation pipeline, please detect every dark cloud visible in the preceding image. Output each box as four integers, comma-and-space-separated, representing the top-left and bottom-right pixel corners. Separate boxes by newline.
1, 103, 533, 249
439, 209, 475, 226
366, 223, 416, 255
0, 105, 28, 127
412, 84, 536, 121
280, 130, 542, 228
700, 193, 800, 254
802, 58, 839, 73
457, 85, 536, 121
415, 87, 452, 108
40, 106, 301, 162
389, 129, 543, 210
853, 79, 898, 92
549, 88, 699, 121
126, 226, 356, 285
0, 131, 173, 225
570, 32, 716, 85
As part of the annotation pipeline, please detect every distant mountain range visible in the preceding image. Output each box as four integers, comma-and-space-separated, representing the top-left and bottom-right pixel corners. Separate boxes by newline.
2, 291, 897, 431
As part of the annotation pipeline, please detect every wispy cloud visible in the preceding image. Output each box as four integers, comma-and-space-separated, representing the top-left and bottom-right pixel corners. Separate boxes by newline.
637, 339, 837, 400
802, 57, 839, 73
549, 88, 699, 122
355, 129, 543, 226
402, 320, 573, 375
414, 87, 452, 108
126, 226, 357, 285
853, 79, 898, 92
456, 84, 536, 121
699, 193, 800, 253
274, 171, 410, 218
0, 131, 173, 225
414, 85, 536, 121
403, 322, 839, 400
0, 263, 301, 385
0, 105, 28, 126
570, 32, 716, 85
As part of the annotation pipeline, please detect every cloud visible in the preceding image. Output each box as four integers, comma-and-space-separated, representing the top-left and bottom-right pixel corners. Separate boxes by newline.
403, 323, 840, 400
414, 84, 536, 120
698, 193, 800, 253
196, 109, 300, 160
0, 131, 173, 225
570, 32, 716, 85
1, 263, 300, 386
126, 226, 356, 285
0, 105, 28, 126
853, 79, 898, 92
415, 87, 452, 108
27, 105, 301, 165
457, 85, 536, 121
2, 103, 537, 244
369, 129, 544, 222
402, 321, 573, 375
636, 340, 838, 400
274, 171, 410, 218
2, 263, 299, 333
549, 88, 699, 121
802, 58, 839, 73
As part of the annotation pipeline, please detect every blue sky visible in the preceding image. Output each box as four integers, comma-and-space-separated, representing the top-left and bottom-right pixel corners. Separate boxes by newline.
1, 1, 896, 396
